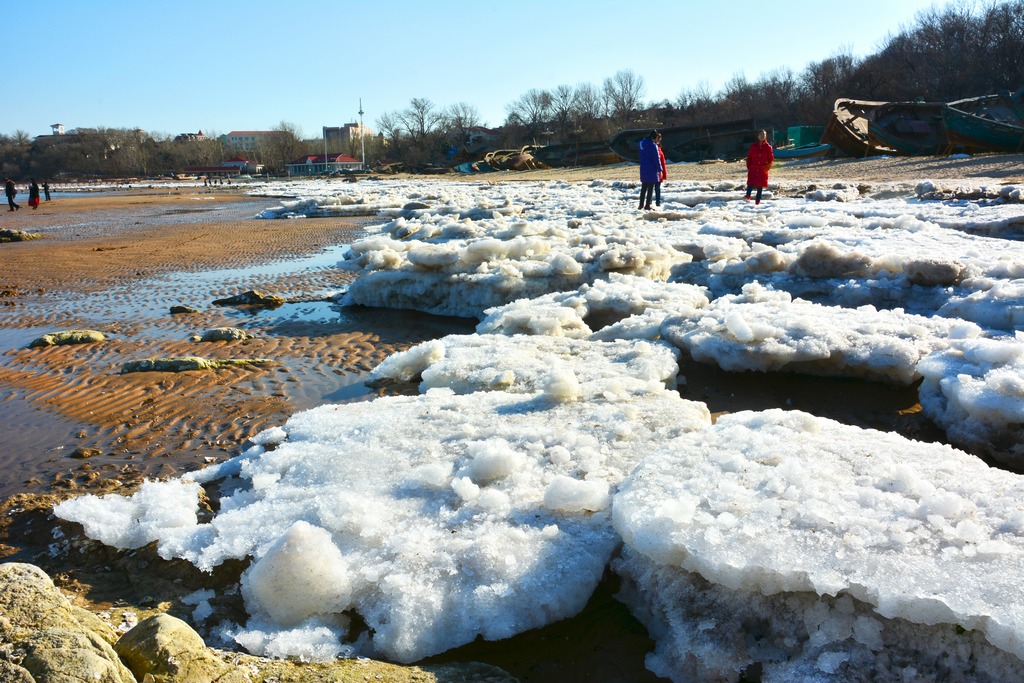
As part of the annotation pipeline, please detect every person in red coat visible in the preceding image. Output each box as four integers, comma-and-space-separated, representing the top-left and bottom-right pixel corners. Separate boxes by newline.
744, 129, 774, 205
655, 133, 667, 207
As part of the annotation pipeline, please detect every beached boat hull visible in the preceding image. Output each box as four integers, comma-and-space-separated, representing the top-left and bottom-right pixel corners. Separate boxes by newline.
532, 141, 619, 167
942, 89, 1024, 152
867, 101, 949, 156
610, 119, 767, 163
773, 142, 833, 160
822, 99, 898, 157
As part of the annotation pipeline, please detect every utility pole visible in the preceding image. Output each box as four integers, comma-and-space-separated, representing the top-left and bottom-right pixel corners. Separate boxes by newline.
359, 98, 366, 170
322, 125, 328, 175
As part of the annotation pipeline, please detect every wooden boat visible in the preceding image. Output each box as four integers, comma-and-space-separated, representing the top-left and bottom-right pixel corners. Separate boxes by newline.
482, 146, 543, 171
942, 88, 1024, 153
867, 101, 949, 156
610, 119, 767, 163
773, 142, 833, 160
821, 99, 898, 157
532, 140, 619, 167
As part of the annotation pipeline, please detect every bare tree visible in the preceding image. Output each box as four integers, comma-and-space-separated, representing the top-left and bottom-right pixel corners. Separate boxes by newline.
675, 80, 716, 124
602, 69, 646, 124
798, 49, 859, 121
394, 98, 448, 165
549, 84, 578, 142
717, 73, 758, 120
573, 82, 604, 120
446, 102, 482, 148
504, 88, 553, 142
260, 121, 306, 174
375, 110, 406, 162
396, 99, 447, 145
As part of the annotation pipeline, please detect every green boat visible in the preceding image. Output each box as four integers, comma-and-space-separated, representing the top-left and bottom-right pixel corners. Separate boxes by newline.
773, 142, 833, 160
942, 87, 1024, 153
867, 101, 949, 156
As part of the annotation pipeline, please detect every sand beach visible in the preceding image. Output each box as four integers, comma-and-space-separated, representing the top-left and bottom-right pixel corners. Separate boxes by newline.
2, 153, 1023, 681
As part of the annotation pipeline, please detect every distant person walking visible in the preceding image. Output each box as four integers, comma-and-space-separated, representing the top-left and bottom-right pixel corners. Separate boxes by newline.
744, 129, 774, 205
638, 130, 661, 210
655, 132, 667, 207
28, 179, 40, 209
4, 178, 19, 211
42, 180, 51, 201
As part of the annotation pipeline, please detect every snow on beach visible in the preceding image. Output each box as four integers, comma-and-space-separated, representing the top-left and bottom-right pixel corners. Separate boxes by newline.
55, 175, 1024, 680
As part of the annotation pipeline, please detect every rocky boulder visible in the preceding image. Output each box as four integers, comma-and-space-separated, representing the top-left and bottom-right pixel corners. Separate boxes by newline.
0, 562, 136, 682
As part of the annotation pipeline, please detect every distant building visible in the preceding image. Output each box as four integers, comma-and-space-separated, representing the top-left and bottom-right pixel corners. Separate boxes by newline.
51, 123, 65, 136
222, 157, 264, 175
182, 165, 241, 178
324, 122, 373, 149
175, 130, 208, 142
222, 130, 287, 152
286, 153, 361, 177
462, 126, 502, 155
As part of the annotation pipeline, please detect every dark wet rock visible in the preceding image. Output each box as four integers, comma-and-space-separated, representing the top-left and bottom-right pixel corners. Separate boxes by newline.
71, 447, 103, 460
212, 290, 285, 308
198, 327, 253, 342
28, 330, 106, 348
120, 357, 274, 374
0, 229, 42, 243
169, 305, 201, 315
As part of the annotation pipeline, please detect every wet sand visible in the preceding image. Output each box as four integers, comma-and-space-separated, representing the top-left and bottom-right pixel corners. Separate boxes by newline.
0, 190, 476, 498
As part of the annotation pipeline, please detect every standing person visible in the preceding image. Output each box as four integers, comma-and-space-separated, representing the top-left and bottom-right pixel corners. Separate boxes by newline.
637, 130, 661, 210
655, 132, 667, 207
744, 129, 774, 205
4, 178, 19, 211
28, 179, 40, 209
42, 180, 51, 201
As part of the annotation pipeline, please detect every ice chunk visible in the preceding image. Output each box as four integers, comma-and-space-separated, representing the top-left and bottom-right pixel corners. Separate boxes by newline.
613, 409, 1024, 678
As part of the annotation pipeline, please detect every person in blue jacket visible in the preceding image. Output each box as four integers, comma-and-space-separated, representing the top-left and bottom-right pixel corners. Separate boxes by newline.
637, 130, 661, 210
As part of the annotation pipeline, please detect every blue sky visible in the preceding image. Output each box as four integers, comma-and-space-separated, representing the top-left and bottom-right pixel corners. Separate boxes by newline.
8, 0, 962, 139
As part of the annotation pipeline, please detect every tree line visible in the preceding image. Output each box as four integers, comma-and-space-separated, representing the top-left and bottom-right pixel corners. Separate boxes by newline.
2, 0, 1021, 179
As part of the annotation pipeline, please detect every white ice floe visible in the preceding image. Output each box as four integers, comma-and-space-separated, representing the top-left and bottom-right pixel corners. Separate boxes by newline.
338, 212, 692, 318
918, 333, 1024, 467
369, 334, 682, 397
660, 282, 984, 384
612, 409, 1024, 682
937, 277, 1024, 332
56, 387, 711, 663
476, 273, 709, 339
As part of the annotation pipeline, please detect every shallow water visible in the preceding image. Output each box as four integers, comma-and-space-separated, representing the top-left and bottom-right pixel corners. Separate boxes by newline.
0, 208, 478, 499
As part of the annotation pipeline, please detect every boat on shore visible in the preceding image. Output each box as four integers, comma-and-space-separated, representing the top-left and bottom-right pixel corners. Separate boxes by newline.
942, 88, 1024, 153
773, 142, 833, 160
532, 140, 619, 167
867, 101, 949, 156
610, 119, 767, 163
821, 99, 899, 157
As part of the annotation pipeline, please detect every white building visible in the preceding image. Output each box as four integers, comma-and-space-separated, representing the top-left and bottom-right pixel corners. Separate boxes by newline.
222, 131, 286, 152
